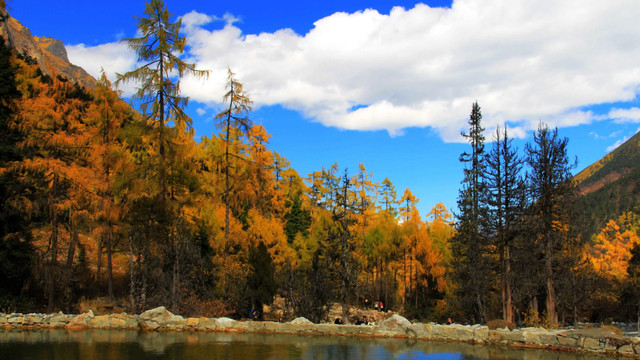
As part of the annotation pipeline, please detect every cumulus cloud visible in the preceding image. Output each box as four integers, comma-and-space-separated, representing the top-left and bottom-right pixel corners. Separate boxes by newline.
66, 42, 135, 83
608, 107, 640, 123
67, 0, 640, 142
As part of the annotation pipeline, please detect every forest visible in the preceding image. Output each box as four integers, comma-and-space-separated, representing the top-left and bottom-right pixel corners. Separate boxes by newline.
0, 0, 639, 327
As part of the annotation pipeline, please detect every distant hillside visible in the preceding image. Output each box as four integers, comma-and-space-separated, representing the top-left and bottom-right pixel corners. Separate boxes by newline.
0, 15, 96, 89
574, 130, 640, 239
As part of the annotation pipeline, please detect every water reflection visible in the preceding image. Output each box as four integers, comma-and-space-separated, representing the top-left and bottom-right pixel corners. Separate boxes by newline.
0, 329, 611, 360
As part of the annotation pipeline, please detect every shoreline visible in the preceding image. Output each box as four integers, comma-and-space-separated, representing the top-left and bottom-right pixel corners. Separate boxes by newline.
1, 307, 639, 358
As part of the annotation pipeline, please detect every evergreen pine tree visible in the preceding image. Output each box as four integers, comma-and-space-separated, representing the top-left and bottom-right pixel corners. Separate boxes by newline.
451, 101, 490, 323
332, 169, 359, 323
525, 122, 576, 325
484, 125, 525, 323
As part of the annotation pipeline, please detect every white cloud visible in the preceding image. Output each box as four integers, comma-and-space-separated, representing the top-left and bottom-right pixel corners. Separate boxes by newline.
66, 42, 135, 81
67, 0, 640, 142
608, 107, 640, 123
66, 41, 137, 95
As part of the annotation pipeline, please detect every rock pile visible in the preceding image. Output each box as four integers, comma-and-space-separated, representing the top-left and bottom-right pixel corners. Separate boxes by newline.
2, 308, 640, 357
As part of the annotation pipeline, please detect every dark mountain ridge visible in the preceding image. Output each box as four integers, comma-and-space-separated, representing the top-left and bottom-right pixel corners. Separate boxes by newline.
574, 130, 640, 239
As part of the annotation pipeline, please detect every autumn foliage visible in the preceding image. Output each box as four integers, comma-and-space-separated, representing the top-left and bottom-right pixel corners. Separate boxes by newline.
0, 2, 638, 327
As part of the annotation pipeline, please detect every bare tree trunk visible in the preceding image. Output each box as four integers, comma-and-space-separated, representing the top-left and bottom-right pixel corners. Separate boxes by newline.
47, 174, 59, 314
402, 250, 406, 308
106, 232, 113, 301
171, 231, 180, 313
96, 236, 103, 285
65, 218, 78, 269
476, 292, 485, 324
504, 244, 513, 323
545, 239, 558, 325
141, 245, 148, 309
128, 236, 136, 310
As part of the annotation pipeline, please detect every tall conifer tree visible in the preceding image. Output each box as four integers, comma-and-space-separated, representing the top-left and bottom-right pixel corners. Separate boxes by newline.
116, 0, 208, 198
116, 0, 208, 311
525, 122, 576, 325
484, 125, 525, 323
215, 68, 253, 240
451, 101, 489, 323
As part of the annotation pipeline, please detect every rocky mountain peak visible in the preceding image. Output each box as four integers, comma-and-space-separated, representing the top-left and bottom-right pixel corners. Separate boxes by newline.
0, 15, 96, 89
34, 36, 69, 63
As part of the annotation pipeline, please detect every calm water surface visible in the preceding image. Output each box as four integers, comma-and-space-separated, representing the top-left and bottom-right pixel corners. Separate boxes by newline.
0, 329, 610, 360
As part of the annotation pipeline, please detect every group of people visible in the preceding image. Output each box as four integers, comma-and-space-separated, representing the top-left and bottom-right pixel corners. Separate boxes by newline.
355, 316, 375, 325
334, 316, 375, 325
364, 299, 384, 312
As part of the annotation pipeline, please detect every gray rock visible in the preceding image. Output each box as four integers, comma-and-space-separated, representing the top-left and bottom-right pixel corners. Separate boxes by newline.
406, 323, 428, 338
139, 306, 174, 330
8, 313, 23, 324
380, 314, 411, 330
216, 317, 237, 329
472, 325, 489, 343
618, 343, 634, 355
66, 310, 94, 329
247, 321, 283, 333
23, 313, 45, 326
490, 328, 525, 344
281, 322, 317, 334
289, 317, 313, 325
196, 318, 218, 331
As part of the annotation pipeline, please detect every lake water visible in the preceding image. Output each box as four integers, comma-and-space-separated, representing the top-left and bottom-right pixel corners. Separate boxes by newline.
0, 329, 611, 360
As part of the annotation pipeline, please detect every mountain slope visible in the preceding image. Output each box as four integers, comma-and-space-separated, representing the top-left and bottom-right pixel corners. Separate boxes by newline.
574, 130, 640, 239
0, 15, 96, 89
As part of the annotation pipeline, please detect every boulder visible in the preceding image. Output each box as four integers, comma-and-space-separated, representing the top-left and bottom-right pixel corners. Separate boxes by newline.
379, 314, 411, 330
196, 318, 218, 331
186, 317, 199, 327
88, 315, 111, 328
490, 327, 525, 344
405, 323, 428, 338
472, 325, 490, 343
281, 322, 317, 334
45, 312, 74, 328
66, 310, 94, 329
103, 313, 136, 329
22, 313, 44, 326
110, 317, 127, 329
8, 313, 23, 325
522, 328, 561, 348
216, 317, 238, 330
139, 306, 174, 330
247, 321, 283, 333
289, 317, 313, 325
618, 344, 635, 356
164, 314, 186, 330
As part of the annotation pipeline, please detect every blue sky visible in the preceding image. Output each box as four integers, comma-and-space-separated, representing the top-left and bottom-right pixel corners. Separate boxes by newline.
8, 0, 640, 218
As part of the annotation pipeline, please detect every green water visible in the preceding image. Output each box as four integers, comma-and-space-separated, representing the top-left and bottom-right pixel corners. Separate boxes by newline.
0, 329, 610, 360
